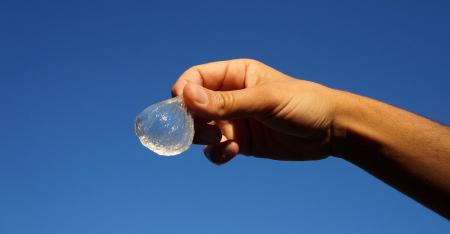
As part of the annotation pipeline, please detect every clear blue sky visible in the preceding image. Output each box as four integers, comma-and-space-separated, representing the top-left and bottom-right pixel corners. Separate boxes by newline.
1, 0, 449, 233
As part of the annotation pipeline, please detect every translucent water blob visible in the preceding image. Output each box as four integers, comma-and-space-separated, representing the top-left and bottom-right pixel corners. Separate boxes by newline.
134, 96, 194, 156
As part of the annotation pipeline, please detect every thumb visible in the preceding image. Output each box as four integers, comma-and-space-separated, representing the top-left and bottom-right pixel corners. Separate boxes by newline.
182, 83, 275, 120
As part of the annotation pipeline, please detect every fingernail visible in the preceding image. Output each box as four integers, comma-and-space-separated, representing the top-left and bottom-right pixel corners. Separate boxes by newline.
192, 84, 208, 105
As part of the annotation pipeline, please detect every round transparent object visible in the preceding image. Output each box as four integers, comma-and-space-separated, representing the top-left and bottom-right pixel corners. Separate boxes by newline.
134, 96, 194, 156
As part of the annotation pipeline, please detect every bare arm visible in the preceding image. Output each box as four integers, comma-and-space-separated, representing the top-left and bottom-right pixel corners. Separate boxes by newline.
332, 91, 450, 218
172, 59, 450, 219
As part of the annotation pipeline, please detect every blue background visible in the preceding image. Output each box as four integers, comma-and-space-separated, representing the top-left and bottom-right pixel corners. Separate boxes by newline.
1, 0, 449, 233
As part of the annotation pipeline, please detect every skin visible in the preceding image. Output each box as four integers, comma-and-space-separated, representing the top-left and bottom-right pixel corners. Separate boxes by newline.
171, 59, 450, 219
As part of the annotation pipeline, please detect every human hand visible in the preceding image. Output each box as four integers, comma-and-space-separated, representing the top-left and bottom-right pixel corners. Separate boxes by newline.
172, 59, 339, 165
172, 59, 450, 218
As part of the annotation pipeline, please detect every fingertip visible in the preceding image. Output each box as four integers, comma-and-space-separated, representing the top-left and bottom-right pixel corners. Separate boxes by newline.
174, 66, 204, 98
183, 83, 209, 109
203, 141, 239, 165
225, 141, 239, 157
181, 83, 195, 109
171, 80, 188, 97
182, 82, 195, 99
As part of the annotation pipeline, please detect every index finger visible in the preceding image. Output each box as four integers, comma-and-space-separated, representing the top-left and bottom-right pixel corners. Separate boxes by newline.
171, 59, 257, 96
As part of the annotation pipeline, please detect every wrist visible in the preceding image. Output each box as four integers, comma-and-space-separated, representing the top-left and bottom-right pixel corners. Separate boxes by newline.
329, 89, 366, 159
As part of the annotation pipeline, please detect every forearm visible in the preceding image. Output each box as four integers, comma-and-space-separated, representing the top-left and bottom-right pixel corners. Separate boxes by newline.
331, 90, 450, 219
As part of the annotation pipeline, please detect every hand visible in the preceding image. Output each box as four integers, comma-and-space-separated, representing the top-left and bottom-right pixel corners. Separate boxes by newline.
172, 59, 450, 218
172, 59, 339, 165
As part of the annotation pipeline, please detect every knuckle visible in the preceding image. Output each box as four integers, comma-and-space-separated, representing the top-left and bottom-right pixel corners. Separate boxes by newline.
185, 66, 199, 76
242, 59, 264, 73
181, 66, 196, 77
242, 60, 265, 88
187, 65, 199, 71
215, 92, 235, 118
183, 65, 202, 78
239, 58, 259, 65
